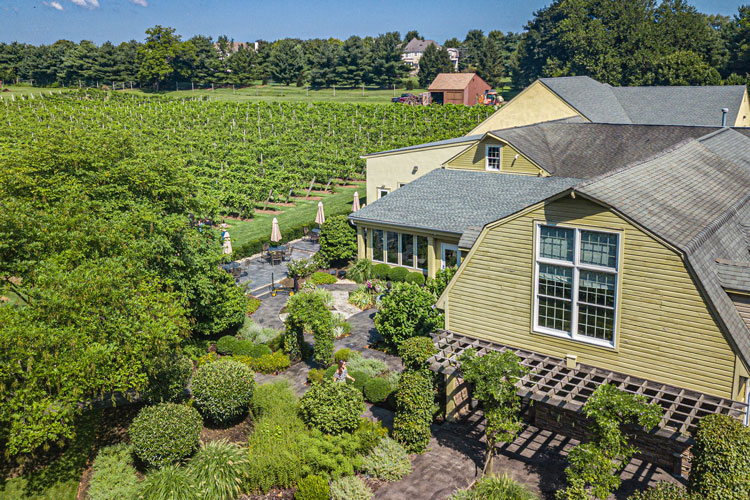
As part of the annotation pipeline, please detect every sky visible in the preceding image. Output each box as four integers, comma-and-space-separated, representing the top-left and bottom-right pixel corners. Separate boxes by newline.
1, 0, 747, 46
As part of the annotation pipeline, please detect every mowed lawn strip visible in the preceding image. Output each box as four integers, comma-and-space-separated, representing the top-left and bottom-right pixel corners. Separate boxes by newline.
226, 184, 365, 249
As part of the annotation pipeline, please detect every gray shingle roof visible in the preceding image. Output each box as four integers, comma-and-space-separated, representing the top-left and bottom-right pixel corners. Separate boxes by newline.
539, 76, 747, 127
488, 123, 718, 178
349, 169, 579, 235
403, 38, 439, 53
716, 260, 750, 293
363, 134, 483, 157
575, 128, 750, 367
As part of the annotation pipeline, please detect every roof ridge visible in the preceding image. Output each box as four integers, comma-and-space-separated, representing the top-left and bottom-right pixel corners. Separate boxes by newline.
684, 194, 750, 256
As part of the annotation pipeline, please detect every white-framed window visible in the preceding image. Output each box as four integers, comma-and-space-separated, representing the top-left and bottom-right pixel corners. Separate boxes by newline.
486, 145, 502, 171
369, 229, 428, 273
398, 182, 407, 188
533, 224, 620, 348
377, 188, 390, 199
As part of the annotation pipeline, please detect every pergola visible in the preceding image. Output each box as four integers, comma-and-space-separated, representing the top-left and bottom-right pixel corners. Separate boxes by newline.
430, 330, 748, 438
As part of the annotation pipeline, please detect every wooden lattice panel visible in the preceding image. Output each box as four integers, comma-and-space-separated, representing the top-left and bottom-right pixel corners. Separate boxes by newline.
429, 330, 747, 437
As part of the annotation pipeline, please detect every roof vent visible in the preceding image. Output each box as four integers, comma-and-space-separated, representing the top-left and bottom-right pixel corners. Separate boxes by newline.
721, 108, 729, 127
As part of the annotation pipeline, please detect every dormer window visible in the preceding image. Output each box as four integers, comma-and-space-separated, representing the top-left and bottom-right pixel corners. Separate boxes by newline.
486, 145, 502, 171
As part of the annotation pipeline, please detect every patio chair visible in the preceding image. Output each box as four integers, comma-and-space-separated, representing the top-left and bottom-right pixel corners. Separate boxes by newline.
270, 252, 283, 266
284, 245, 293, 261
262, 243, 270, 262
311, 230, 319, 243
303, 226, 310, 240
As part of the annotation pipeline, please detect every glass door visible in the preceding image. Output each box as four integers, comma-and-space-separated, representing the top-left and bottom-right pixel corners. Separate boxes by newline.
441, 243, 460, 270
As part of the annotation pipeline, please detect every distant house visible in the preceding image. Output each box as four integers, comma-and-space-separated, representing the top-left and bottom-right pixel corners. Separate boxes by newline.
428, 73, 490, 106
402, 38, 459, 74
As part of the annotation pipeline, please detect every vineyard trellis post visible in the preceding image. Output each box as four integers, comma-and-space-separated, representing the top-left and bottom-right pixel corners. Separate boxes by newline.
324, 178, 332, 192
306, 176, 316, 198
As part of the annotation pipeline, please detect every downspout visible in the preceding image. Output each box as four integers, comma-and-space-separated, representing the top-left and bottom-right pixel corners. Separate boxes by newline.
721, 108, 729, 127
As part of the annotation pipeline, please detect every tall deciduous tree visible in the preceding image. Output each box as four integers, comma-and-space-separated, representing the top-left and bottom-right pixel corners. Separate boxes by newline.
137, 25, 188, 89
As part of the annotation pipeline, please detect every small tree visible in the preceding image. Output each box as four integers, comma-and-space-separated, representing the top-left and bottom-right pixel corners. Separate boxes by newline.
459, 349, 528, 472
318, 215, 357, 267
374, 282, 442, 351
557, 384, 663, 500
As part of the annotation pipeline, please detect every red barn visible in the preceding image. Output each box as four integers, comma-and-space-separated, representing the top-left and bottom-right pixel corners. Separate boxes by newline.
428, 73, 491, 106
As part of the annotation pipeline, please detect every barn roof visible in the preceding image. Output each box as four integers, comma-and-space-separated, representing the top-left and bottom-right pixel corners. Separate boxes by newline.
428, 73, 481, 91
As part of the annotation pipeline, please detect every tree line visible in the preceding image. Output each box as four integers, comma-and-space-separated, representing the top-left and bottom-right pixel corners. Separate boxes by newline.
0, 1, 748, 92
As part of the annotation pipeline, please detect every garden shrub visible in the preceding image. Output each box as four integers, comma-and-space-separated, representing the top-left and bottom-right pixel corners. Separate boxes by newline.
630, 482, 694, 500
87, 443, 139, 500
299, 381, 365, 435
232, 340, 272, 358
298, 429, 363, 480
347, 354, 387, 378
348, 286, 373, 309
426, 266, 457, 297
307, 368, 325, 385
361, 437, 412, 481
330, 475, 373, 500
309, 271, 338, 285
347, 369, 370, 392
188, 440, 249, 500
318, 215, 357, 266
130, 403, 202, 468
246, 296, 261, 315
688, 413, 750, 500
372, 263, 391, 279
387, 266, 409, 282
138, 465, 198, 500
196, 352, 217, 366
364, 377, 392, 404
251, 380, 298, 420
399, 336, 437, 372
334, 348, 354, 363
238, 318, 284, 346
448, 474, 539, 500
191, 358, 256, 423
393, 370, 435, 453
216, 335, 238, 355
246, 411, 308, 493
236, 350, 291, 373
324, 364, 337, 379
374, 282, 442, 351
181, 338, 212, 361
346, 258, 372, 284
353, 417, 388, 455
287, 257, 316, 282
295, 475, 330, 500
405, 271, 426, 286
145, 354, 193, 404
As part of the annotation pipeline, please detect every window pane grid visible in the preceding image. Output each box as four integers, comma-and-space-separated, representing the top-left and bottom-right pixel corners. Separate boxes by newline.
372, 230, 383, 262
486, 146, 501, 170
535, 225, 618, 345
386, 231, 399, 265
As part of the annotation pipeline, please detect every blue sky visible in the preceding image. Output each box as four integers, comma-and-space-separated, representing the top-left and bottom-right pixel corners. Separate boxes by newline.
1, 0, 747, 45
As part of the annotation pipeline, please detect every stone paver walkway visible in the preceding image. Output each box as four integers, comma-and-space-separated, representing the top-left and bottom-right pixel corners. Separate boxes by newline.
236, 239, 319, 295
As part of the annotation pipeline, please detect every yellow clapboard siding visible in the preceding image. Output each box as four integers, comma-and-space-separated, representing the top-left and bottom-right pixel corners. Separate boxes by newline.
446, 196, 737, 399
445, 137, 544, 176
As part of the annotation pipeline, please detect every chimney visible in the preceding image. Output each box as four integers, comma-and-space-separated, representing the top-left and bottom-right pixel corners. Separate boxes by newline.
721, 108, 729, 127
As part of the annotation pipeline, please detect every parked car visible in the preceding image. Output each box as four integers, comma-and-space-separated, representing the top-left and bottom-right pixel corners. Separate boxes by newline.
391, 93, 418, 103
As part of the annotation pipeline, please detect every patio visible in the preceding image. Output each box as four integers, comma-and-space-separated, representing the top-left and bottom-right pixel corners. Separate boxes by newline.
231, 238, 320, 295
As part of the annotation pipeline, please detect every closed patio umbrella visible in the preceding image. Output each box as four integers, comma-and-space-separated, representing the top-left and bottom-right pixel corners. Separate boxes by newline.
315, 201, 325, 226
271, 217, 282, 243
352, 192, 360, 212
221, 230, 233, 255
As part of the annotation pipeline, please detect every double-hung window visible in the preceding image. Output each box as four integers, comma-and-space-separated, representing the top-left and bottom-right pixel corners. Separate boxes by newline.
486, 145, 502, 171
534, 224, 619, 347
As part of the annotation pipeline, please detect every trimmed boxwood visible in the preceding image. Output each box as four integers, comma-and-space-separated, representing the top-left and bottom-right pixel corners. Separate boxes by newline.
129, 403, 203, 468
372, 263, 391, 279
233, 340, 272, 358
364, 377, 392, 404
689, 413, 750, 499
295, 474, 330, 500
387, 267, 409, 282
216, 335, 238, 355
299, 381, 365, 434
191, 358, 256, 423
405, 272, 426, 286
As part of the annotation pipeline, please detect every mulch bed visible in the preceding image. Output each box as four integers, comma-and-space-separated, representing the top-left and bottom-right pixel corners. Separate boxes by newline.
240, 488, 294, 499
290, 196, 322, 201
201, 413, 254, 445
266, 202, 296, 207
254, 209, 283, 215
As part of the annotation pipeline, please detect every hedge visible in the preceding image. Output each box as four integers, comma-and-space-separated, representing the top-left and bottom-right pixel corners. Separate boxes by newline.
309, 271, 338, 285
364, 377, 392, 404
129, 403, 203, 468
405, 272, 426, 286
299, 382, 365, 434
372, 263, 391, 279
233, 340, 272, 358
387, 267, 409, 282
689, 413, 750, 500
216, 335, 238, 355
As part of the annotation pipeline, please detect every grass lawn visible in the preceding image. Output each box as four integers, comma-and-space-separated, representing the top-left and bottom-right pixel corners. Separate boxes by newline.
225, 184, 365, 249
0, 86, 69, 100
126, 84, 429, 104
